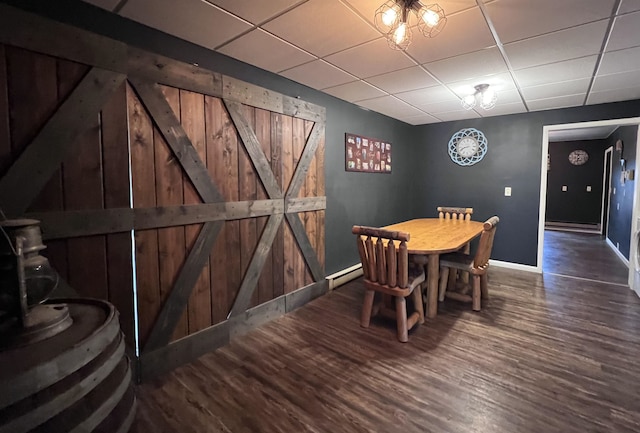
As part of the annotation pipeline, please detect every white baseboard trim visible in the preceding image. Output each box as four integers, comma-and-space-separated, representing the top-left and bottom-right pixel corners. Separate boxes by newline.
489, 259, 541, 273
606, 238, 630, 267
326, 263, 363, 290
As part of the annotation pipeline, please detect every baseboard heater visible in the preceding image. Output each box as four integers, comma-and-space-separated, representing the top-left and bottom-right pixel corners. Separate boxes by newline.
326, 263, 363, 290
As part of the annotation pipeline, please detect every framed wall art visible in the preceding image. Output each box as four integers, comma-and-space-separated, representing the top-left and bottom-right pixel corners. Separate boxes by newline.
345, 133, 392, 173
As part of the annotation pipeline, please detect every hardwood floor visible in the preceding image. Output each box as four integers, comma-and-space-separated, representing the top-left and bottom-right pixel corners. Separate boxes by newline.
543, 229, 629, 285
133, 264, 640, 432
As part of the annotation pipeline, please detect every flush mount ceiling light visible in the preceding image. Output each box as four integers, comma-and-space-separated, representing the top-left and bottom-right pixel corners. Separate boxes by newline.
374, 0, 447, 51
461, 84, 498, 110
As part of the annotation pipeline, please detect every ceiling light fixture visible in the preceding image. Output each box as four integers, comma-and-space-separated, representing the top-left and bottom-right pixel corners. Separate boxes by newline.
461, 84, 498, 110
374, 0, 446, 51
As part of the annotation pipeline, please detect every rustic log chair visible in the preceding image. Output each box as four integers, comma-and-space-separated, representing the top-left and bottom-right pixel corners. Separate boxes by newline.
437, 206, 474, 221
437, 216, 500, 311
352, 225, 426, 342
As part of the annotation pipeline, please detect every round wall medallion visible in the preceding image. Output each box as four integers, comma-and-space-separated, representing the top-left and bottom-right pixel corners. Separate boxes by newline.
448, 128, 488, 166
568, 149, 589, 166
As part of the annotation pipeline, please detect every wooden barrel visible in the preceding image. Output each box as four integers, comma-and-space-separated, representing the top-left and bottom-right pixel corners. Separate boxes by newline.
0, 298, 135, 433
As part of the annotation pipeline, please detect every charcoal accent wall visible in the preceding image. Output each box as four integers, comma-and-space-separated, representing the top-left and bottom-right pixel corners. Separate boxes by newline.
6, 0, 640, 271
546, 139, 609, 225
413, 106, 640, 267
606, 125, 637, 259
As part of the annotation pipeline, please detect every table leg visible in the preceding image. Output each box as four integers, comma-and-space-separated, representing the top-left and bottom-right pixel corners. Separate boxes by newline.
427, 254, 439, 318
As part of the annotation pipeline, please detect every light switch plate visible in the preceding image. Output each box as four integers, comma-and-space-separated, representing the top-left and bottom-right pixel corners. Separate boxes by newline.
504, 187, 512, 197
562, 185, 568, 191
586, 185, 591, 192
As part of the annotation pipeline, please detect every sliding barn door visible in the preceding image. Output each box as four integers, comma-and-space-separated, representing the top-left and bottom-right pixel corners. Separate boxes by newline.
0, 4, 326, 380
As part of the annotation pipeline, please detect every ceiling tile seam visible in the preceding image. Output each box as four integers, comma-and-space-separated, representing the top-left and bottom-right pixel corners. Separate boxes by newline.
582, 0, 623, 106
353, 92, 442, 119
278, 59, 361, 85
500, 17, 615, 47
476, 0, 529, 112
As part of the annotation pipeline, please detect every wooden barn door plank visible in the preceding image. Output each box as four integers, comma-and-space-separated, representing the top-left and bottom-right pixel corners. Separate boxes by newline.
291, 118, 305, 288
129, 79, 223, 204
285, 121, 324, 199
281, 115, 295, 294
128, 82, 161, 347
0, 66, 125, 216
155, 85, 188, 341
205, 96, 239, 324
238, 105, 259, 308
270, 113, 285, 299
285, 212, 324, 282
228, 213, 284, 317
181, 89, 212, 334
102, 81, 135, 347
255, 108, 274, 304
144, 220, 223, 351
6, 47, 69, 280
224, 100, 282, 199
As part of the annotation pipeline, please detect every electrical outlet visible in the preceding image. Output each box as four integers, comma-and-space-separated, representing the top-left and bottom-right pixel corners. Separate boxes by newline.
504, 187, 512, 197
617, 242, 620, 250
617, 203, 620, 210
562, 185, 568, 191
586, 185, 591, 192
613, 187, 616, 194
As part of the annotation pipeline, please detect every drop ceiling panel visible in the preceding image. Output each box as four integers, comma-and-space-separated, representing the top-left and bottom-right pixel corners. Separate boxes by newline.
599, 46, 640, 74
365, 66, 439, 94
606, 11, 640, 52
504, 20, 609, 70
619, 0, 640, 14
205, 0, 305, 24
425, 47, 508, 84
435, 109, 480, 121
356, 96, 424, 118
486, 0, 616, 43
592, 70, 640, 92
396, 85, 460, 106
281, 60, 356, 90
324, 38, 415, 79
119, 0, 252, 50
521, 79, 591, 100
447, 72, 516, 98
528, 94, 586, 111
418, 98, 468, 113
323, 81, 386, 102
218, 29, 315, 73
587, 87, 640, 105
406, 7, 495, 64
262, 0, 379, 57
480, 101, 527, 117
512, 56, 598, 87
398, 113, 441, 125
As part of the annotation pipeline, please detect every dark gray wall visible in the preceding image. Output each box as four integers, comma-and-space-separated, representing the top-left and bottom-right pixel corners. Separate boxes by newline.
6, 0, 640, 272
606, 126, 637, 259
413, 105, 640, 266
546, 139, 609, 225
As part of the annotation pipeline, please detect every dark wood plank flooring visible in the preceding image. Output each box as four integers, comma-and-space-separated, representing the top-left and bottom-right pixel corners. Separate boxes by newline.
543, 229, 629, 285
133, 264, 640, 432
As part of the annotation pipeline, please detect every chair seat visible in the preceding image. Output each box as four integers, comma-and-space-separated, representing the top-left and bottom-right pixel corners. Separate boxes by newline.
364, 265, 425, 297
439, 252, 474, 271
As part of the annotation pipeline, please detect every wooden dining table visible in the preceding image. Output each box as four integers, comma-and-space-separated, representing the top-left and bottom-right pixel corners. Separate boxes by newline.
383, 218, 485, 318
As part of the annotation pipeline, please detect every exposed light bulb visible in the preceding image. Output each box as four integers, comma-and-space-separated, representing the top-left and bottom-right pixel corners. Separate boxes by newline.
482, 88, 495, 105
461, 93, 476, 110
393, 22, 407, 45
382, 8, 397, 26
422, 9, 440, 27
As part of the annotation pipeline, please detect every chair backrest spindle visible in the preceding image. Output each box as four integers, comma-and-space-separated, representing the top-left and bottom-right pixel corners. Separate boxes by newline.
437, 206, 473, 221
352, 226, 411, 289
474, 216, 500, 269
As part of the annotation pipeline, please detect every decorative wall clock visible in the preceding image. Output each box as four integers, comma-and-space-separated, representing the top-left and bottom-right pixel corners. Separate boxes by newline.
448, 128, 488, 166
568, 149, 589, 166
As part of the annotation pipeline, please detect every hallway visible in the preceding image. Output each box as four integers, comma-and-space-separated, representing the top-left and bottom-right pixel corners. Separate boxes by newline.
542, 230, 629, 286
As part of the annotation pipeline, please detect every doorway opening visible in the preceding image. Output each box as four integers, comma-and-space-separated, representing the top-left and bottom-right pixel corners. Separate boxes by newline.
538, 117, 640, 288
